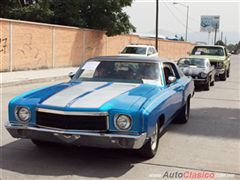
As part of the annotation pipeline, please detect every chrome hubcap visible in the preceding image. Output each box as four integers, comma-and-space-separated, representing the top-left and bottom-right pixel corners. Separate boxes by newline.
151, 124, 158, 150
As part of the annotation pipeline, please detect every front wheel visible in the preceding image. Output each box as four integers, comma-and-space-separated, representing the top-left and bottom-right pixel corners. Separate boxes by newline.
174, 97, 190, 124
204, 78, 210, 90
219, 70, 227, 81
227, 68, 230, 78
137, 122, 160, 158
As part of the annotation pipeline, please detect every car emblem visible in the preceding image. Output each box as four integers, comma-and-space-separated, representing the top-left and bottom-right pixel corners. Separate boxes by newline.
54, 133, 81, 143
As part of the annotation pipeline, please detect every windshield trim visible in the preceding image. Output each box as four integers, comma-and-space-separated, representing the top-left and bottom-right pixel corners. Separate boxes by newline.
71, 60, 163, 86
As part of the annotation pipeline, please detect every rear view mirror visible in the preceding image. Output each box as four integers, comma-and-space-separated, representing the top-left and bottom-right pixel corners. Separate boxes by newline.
68, 72, 75, 79
168, 76, 176, 83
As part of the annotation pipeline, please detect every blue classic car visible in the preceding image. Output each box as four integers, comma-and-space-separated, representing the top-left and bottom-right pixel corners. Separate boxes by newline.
6, 56, 194, 158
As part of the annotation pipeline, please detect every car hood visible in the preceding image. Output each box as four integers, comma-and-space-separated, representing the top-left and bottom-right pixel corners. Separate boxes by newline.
189, 55, 226, 61
14, 81, 157, 112
179, 66, 207, 76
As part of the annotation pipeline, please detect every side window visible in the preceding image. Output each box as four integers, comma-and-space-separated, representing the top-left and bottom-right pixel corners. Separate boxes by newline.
151, 47, 156, 54
149, 48, 153, 55
168, 63, 180, 79
147, 48, 151, 55
224, 48, 227, 56
176, 65, 185, 77
163, 64, 175, 85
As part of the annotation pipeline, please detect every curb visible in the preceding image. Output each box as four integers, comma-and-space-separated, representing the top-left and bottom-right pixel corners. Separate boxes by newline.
1, 76, 69, 88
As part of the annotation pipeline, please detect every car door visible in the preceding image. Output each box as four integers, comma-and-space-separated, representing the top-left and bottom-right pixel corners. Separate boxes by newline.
163, 63, 184, 121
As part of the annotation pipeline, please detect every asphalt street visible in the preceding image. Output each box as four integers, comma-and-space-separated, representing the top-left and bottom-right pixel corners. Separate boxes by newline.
0, 55, 239, 180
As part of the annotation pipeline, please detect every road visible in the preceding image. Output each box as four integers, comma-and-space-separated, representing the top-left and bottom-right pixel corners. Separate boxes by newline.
1, 55, 240, 180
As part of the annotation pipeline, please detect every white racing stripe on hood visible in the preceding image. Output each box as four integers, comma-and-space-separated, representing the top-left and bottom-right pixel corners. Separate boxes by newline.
70, 83, 140, 108
41, 82, 107, 107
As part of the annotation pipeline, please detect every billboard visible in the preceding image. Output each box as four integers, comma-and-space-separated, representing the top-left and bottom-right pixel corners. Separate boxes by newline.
200, 16, 220, 32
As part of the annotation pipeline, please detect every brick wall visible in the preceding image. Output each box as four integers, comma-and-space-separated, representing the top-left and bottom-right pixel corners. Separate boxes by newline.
0, 18, 195, 72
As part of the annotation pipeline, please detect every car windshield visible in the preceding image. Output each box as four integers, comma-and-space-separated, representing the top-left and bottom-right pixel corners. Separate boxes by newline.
178, 58, 206, 68
121, 47, 147, 55
73, 60, 161, 84
191, 46, 224, 56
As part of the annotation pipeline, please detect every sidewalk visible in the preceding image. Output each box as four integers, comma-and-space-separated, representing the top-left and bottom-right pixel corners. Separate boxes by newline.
0, 67, 78, 87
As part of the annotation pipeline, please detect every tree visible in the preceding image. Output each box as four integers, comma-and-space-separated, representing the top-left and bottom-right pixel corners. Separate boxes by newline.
227, 44, 235, 52
1, 0, 53, 23
180, 36, 184, 41
1, 0, 136, 36
215, 40, 225, 46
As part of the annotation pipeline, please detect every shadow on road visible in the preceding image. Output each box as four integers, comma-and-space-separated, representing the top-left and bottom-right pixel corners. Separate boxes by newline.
1, 141, 144, 178
1, 107, 239, 178
170, 107, 240, 139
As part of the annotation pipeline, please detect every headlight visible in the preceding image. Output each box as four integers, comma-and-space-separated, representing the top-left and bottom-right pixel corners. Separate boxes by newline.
218, 62, 223, 68
200, 72, 207, 78
15, 107, 31, 122
114, 114, 132, 131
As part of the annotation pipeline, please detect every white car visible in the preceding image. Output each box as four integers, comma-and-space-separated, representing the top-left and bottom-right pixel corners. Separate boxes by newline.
119, 45, 159, 57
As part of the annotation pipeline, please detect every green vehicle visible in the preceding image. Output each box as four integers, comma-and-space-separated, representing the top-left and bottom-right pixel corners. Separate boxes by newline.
189, 45, 231, 81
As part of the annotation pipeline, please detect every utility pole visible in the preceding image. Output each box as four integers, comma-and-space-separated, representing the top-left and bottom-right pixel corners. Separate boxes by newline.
221, 32, 223, 41
214, 23, 218, 44
173, 2, 189, 41
155, 0, 159, 50
185, 5, 189, 41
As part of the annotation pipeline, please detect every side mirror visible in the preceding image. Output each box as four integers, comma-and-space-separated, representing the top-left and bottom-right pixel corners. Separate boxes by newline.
68, 72, 75, 79
168, 76, 176, 83
187, 51, 191, 55
228, 53, 232, 57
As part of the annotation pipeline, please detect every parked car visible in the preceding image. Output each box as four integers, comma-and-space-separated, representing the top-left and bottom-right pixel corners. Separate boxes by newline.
6, 56, 194, 158
189, 45, 231, 81
177, 57, 216, 90
119, 44, 158, 57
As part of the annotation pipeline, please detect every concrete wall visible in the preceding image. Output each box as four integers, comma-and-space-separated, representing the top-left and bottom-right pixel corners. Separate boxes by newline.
0, 18, 195, 72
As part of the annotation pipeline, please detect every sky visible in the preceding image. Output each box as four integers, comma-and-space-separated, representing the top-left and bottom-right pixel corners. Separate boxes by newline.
124, 0, 240, 44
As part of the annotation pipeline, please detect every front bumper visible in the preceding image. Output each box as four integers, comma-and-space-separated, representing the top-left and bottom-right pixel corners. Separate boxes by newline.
215, 68, 225, 75
193, 78, 207, 85
5, 123, 147, 149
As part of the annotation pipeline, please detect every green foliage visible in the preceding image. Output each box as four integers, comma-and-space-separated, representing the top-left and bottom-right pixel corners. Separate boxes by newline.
1, 0, 136, 36
227, 44, 235, 52
179, 36, 184, 41
215, 40, 225, 46
227, 41, 240, 54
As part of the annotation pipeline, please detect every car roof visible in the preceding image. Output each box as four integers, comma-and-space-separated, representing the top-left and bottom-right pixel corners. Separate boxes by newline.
179, 57, 209, 60
88, 56, 169, 63
125, 44, 154, 48
193, 45, 225, 48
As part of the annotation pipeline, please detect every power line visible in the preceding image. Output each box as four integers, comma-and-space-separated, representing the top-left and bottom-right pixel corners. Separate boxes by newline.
170, 3, 199, 25
162, 1, 196, 33
162, 1, 194, 32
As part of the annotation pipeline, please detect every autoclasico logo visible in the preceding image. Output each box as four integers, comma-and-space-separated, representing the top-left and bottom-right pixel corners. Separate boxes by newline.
149, 171, 215, 179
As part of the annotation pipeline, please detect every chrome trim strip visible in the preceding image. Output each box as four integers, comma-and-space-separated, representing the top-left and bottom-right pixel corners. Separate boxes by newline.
36, 125, 107, 133
193, 79, 207, 81
5, 123, 146, 139
37, 108, 108, 116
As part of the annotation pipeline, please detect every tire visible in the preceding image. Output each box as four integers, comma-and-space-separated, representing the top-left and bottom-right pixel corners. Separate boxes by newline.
204, 78, 210, 90
174, 97, 190, 124
219, 70, 227, 81
137, 122, 160, 158
227, 68, 230, 78
210, 79, 214, 86
31, 139, 56, 147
